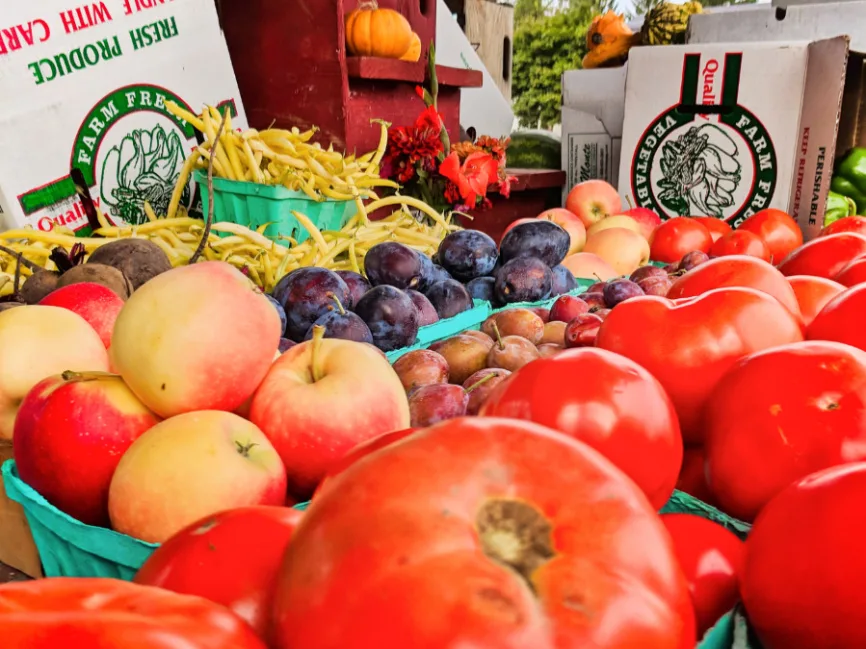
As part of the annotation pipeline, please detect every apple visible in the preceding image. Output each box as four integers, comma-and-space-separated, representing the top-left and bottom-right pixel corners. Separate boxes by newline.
620, 207, 662, 240
587, 214, 643, 239
39, 282, 124, 349
565, 179, 622, 228
110, 261, 281, 419
560, 252, 618, 282
584, 227, 651, 276
14, 372, 159, 526
108, 410, 287, 543
537, 208, 587, 255
250, 327, 411, 499
0, 305, 109, 441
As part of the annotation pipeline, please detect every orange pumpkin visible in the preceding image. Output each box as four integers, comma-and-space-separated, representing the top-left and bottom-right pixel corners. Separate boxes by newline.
345, 1, 414, 59
400, 32, 422, 62
582, 11, 639, 70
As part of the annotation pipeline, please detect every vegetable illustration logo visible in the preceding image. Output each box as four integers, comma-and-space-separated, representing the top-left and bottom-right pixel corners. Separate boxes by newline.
630, 53, 777, 226
99, 126, 189, 225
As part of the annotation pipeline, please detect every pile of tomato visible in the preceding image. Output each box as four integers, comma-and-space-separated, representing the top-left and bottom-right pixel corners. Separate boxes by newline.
4, 209, 866, 649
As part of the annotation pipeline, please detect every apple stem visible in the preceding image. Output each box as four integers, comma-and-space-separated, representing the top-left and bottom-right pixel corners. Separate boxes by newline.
329, 293, 346, 315
235, 440, 258, 457
491, 322, 505, 351
61, 370, 122, 383
310, 325, 326, 382
625, 195, 634, 210
466, 373, 498, 394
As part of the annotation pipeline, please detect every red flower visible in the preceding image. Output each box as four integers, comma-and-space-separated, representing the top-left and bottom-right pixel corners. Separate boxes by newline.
415, 105, 442, 133
439, 152, 499, 207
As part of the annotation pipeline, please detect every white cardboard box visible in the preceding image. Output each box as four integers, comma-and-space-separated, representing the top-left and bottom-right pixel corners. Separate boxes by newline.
0, 0, 247, 233
617, 38, 848, 240
560, 66, 627, 193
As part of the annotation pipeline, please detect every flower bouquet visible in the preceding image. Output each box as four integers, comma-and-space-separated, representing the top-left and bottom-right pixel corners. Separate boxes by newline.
380, 46, 515, 214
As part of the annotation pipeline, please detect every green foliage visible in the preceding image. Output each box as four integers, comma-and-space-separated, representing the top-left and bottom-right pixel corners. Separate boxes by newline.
513, 0, 612, 129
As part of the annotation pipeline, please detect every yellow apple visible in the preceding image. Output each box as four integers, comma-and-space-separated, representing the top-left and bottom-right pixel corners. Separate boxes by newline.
561, 252, 619, 281
584, 228, 652, 277
587, 215, 644, 239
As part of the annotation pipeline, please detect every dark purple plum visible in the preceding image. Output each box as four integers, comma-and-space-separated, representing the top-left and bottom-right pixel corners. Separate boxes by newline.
265, 294, 287, 335
407, 289, 439, 327
425, 279, 473, 319
416, 253, 437, 291
437, 230, 498, 281
494, 257, 552, 305
272, 267, 351, 342
629, 265, 668, 283
364, 242, 422, 289
430, 264, 453, 283
304, 301, 374, 344
551, 264, 577, 295
499, 220, 570, 267
354, 285, 420, 352
335, 270, 371, 309
603, 279, 645, 307
637, 275, 673, 297
679, 250, 711, 272
278, 338, 296, 353
466, 276, 496, 302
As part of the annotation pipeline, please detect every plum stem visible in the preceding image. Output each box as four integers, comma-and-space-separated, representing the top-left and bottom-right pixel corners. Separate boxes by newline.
466, 373, 498, 394
329, 293, 346, 315
625, 195, 634, 210
310, 325, 326, 383
492, 322, 505, 351
61, 370, 122, 383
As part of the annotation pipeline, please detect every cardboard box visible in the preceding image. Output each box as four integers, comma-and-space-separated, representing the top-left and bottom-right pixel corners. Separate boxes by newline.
0, 444, 42, 578
688, 1, 866, 156
617, 38, 848, 240
0, 0, 247, 234
560, 66, 627, 193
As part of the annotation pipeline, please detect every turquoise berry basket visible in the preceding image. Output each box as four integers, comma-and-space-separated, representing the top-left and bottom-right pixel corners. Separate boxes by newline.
195, 170, 355, 243
2, 459, 308, 580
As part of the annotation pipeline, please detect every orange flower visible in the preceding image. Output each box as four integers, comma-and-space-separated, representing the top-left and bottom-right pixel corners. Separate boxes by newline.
439, 152, 499, 207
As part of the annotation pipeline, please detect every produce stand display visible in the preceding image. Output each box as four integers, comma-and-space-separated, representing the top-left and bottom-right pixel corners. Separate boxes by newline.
1, 2, 866, 649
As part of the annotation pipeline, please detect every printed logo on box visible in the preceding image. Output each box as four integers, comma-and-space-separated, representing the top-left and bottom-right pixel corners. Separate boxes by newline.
629, 53, 778, 226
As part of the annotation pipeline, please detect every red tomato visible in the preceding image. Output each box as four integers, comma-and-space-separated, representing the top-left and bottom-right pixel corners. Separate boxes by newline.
650, 218, 714, 263
737, 208, 803, 263
314, 427, 418, 498
787, 275, 846, 327
710, 230, 771, 262
690, 217, 732, 243
661, 514, 745, 637
134, 506, 302, 641
667, 255, 801, 318
741, 463, 866, 649
596, 288, 804, 445
705, 341, 866, 522
820, 215, 866, 237
807, 283, 866, 351
272, 417, 695, 649
0, 578, 266, 648
777, 232, 866, 279
676, 447, 716, 506
479, 347, 683, 509
834, 257, 866, 287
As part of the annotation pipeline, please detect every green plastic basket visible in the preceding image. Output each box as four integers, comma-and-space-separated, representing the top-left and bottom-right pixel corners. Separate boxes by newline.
660, 489, 751, 541
2, 459, 307, 580
195, 170, 355, 242
386, 299, 491, 363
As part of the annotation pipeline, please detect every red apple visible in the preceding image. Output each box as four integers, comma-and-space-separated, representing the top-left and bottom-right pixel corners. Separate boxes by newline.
14, 372, 159, 526
584, 228, 652, 276
250, 327, 411, 499
561, 252, 618, 281
0, 305, 110, 441
110, 262, 281, 418
537, 208, 587, 255
620, 207, 662, 240
565, 179, 622, 228
108, 411, 287, 543
549, 295, 590, 323
39, 282, 124, 349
